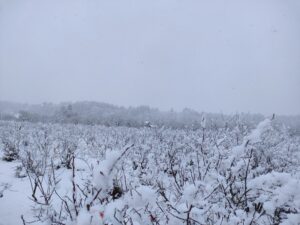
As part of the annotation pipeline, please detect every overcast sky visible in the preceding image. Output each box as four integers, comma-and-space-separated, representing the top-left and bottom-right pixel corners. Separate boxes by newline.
0, 0, 299, 115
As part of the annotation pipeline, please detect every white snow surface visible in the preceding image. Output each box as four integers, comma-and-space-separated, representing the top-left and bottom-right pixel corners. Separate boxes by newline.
0, 119, 300, 224
0, 161, 32, 225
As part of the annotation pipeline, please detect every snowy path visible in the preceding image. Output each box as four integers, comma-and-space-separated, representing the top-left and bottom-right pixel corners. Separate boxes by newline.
0, 161, 32, 225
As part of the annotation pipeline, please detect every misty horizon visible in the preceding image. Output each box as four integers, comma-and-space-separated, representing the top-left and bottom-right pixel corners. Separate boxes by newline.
1, 0, 300, 115
1, 99, 299, 117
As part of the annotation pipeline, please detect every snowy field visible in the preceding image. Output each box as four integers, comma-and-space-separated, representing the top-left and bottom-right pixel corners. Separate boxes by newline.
0, 119, 300, 225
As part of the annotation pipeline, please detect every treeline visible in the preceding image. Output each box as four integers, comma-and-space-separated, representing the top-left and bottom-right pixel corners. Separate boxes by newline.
0, 101, 299, 134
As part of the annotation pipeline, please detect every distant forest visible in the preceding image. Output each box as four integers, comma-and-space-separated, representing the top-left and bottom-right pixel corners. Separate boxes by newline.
0, 101, 299, 134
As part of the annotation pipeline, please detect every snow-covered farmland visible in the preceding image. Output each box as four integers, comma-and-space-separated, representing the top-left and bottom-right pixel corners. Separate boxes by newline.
0, 119, 299, 225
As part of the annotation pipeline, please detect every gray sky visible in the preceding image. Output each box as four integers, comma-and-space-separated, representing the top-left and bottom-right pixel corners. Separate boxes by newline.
0, 0, 300, 115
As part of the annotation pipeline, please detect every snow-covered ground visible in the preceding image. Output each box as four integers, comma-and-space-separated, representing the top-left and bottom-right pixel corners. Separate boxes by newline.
0, 160, 32, 225
0, 119, 299, 225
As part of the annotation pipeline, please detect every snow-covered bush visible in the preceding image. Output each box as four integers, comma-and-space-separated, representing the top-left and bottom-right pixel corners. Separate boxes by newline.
0, 118, 299, 225
0, 123, 23, 161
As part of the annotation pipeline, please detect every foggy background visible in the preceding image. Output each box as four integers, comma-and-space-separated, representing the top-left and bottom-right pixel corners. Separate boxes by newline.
0, 0, 300, 115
